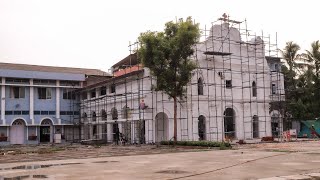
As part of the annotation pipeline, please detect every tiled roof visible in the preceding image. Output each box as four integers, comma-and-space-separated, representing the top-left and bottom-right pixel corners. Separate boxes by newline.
0, 62, 111, 76
84, 69, 144, 89
111, 53, 138, 68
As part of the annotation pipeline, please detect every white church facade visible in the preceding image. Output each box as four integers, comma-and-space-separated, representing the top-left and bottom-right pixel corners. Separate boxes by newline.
79, 20, 284, 143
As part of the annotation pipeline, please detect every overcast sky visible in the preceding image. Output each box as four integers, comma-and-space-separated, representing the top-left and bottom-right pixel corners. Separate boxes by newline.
0, 0, 318, 72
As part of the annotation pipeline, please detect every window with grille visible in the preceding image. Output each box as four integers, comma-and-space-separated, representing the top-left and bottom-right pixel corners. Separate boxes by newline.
63, 89, 75, 99
100, 86, 107, 96
10, 87, 25, 98
38, 88, 52, 99
226, 80, 232, 89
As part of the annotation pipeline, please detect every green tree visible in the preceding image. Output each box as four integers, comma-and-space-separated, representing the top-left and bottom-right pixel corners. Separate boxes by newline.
281, 42, 300, 128
306, 41, 320, 119
281, 41, 300, 72
306, 40, 320, 77
138, 17, 200, 143
282, 41, 320, 123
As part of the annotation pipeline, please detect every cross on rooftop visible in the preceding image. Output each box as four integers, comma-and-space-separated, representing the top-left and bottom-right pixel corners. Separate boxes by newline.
222, 13, 229, 22
218, 13, 242, 24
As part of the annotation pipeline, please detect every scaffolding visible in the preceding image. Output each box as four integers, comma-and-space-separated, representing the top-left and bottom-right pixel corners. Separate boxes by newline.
66, 16, 284, 144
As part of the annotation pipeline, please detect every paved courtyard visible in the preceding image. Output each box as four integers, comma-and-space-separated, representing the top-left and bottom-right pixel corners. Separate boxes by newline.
1, 141, 320, 179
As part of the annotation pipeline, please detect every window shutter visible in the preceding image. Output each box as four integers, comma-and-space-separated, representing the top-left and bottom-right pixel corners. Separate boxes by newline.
20, 87, 25, 98
47, 88, 52, 99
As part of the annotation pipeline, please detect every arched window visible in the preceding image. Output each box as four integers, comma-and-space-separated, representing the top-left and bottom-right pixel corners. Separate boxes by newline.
82, 113, 88, 122
92, 111, 97, 121
252, 81, 257, 97
224, 108, 235, 139
101, 109, 107, 121
198, 78, 204, 95
111, 107, 118, 120
122, 106, 131, 119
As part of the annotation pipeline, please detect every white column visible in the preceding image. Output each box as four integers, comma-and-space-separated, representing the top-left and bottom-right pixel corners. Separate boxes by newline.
1, 77, 5, 125
132, 121, 135, 143
56, 80, 61, 124
87, 91, 90, 100
30, 79, 34, 125
96, 88, 99, 98
108, 124, 113, 141
26, 126, 28, 143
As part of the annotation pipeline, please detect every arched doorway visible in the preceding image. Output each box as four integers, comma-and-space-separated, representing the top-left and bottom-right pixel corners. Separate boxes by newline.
252, 115, 259, 138
40, 119, 53, 143
271, 113, 280, 137
224, 108, 235, 139
155, 112, 168, 142
139, 120, 146, 144
10, 119, 26, 144
198, 115, 206, 140
111, 107, 119, 143
122, 121, 131, 143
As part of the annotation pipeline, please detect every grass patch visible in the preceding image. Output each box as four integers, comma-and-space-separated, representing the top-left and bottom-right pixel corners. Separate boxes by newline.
160, 141, 231, 149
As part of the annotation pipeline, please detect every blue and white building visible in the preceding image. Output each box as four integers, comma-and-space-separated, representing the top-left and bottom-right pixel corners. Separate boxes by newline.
0, 62, 109, 145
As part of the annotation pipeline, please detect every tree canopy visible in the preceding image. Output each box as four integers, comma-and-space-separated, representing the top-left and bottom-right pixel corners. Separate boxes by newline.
138, 17, 200, 142
282, 41, 320, 122
138, 17, 200, 99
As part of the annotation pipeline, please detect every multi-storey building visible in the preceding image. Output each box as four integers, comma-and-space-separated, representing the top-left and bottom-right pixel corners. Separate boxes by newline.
0, 63, 109, 145
1, 17, 285, 145
79, 21, 285, 143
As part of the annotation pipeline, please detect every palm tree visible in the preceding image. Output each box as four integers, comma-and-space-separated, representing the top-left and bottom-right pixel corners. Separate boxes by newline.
281, 41, 300, 72
281, 42, 300, 128
306, 40, 320, 77
306, 41, 320, 119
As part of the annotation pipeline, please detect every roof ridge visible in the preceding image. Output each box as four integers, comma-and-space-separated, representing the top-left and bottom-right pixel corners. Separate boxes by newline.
0, 61, 111, 76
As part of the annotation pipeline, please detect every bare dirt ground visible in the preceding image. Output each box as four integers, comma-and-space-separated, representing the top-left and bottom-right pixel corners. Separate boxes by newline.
0, 143, 212, 164
1, 140, 320, 180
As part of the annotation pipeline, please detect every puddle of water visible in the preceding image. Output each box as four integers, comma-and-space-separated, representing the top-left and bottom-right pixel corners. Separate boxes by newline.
33, 175, 48, 179
156, 170, 188, 174
0, 163, 82, 171
93, 161, 119, 163
3, 175, 30, 180
1, 174, 48, 180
